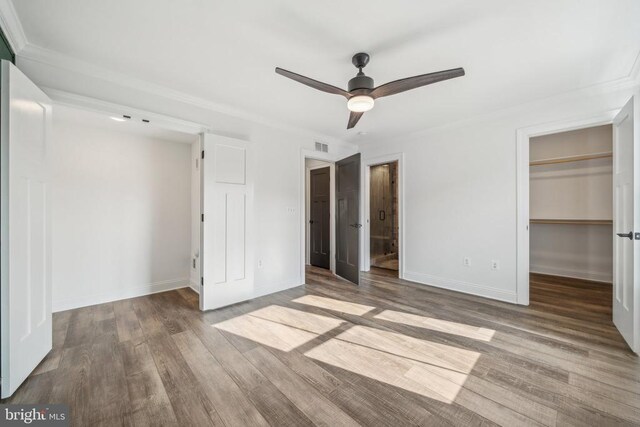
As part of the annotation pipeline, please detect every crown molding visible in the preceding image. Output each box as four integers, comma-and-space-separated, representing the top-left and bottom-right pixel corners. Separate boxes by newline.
18, 43, 353, 149
361, 49, 640, 147
0, 0, 26, 52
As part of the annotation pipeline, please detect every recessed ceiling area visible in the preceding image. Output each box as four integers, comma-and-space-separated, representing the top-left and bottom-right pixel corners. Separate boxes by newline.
54, 104, 198, 144
11, 0, 640, 141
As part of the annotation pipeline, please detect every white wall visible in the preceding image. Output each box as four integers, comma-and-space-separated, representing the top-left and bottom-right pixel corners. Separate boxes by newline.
358, 84, 638, 303
51, 106, 193, 311
530, 125, 613, 282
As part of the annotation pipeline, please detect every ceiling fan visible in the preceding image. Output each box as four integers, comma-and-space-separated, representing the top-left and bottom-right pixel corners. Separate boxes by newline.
275, 53, 465, 129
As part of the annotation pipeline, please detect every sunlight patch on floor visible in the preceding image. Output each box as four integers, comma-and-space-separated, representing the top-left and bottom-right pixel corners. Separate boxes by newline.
212, 305, 342, 351
305, 336, 467, 403
292, 295, 375, 316
213, 302, 485, 402
374, 309, 496, 341
248, 304, 344, 334
336, 325, 480, 373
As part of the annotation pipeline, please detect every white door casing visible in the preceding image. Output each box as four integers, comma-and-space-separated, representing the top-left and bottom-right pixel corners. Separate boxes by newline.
0, 60, 53, 397
612, 95, 639, 353
200, 133, 254, 311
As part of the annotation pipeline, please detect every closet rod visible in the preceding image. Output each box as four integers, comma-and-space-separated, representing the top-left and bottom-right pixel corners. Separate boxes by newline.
530, 219, 612, 225
529, 151, 612, 166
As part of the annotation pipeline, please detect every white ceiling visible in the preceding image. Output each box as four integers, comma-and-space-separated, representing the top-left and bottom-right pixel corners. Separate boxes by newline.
11, 0, 640, 142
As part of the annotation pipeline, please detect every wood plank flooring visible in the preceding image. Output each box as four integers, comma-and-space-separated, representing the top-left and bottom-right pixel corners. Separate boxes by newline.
3, 267, 639, 426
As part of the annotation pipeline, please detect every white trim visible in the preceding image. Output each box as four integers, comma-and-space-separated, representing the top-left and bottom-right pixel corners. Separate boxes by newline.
52, 278, 190, 313
0, 0, 27, 52
361, 153, 405, 279
16, 43, 350, 148
529, 267, 611, 284
516, 110, 618, 305
403, 270, 517, 303
189, 280, 200, 294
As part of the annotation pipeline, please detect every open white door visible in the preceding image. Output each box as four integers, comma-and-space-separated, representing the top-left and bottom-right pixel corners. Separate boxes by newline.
613, 94, 640, 353
200, 133, 254, 311
0, 61, 53, 397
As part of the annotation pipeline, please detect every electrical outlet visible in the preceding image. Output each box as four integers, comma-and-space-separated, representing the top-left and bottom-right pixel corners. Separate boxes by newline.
491, 260, 499, 270
463, 257, 471, 267
286, 207, 296, 215
258, 260, 263, 268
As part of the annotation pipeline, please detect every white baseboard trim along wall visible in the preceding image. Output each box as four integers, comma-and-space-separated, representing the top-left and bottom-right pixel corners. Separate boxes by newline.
530, 266, 612, 284
403, 270, 518, 304
189, 281, 200, 294
53, 278, 190, 312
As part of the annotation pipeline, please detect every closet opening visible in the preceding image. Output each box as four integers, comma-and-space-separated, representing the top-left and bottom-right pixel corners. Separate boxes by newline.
529, 124, 613, 320
369, 161, 399, 276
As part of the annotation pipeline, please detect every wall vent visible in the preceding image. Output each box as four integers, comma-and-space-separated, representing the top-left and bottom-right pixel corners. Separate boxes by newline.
315, 142, 329, 153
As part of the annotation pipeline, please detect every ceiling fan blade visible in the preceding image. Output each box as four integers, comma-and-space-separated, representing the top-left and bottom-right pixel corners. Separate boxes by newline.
275, 68, 351, 98
347, 111, 364, 129
370, 68, 465, 99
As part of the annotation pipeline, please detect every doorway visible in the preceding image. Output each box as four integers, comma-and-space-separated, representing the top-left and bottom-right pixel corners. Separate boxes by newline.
528, 124, 613, 320
516, 99, 640, 353
369, 161, 399, 274
305, 158, 335, 272
308, 164, 331, 269
363, 153, 404, 279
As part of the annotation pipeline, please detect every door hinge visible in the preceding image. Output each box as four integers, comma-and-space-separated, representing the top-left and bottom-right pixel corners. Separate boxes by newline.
201, 277, 204, 286
201, 214, 204, 222
201, 150, 205, 159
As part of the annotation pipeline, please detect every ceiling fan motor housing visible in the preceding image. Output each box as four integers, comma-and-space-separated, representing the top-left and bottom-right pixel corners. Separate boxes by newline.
348, 52, 374, 92
348, 75, 374, 92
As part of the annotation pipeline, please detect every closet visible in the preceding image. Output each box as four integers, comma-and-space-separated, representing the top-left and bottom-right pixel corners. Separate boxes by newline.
529, 125, 613, 284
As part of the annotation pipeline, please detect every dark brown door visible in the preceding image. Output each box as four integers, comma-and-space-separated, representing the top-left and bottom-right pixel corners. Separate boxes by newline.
336, 153, 361, 285
309, 167, 330, 269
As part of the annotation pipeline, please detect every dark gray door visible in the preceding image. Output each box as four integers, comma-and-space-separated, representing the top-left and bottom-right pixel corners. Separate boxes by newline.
336, 153, 361, 285
310, 167, 330, 269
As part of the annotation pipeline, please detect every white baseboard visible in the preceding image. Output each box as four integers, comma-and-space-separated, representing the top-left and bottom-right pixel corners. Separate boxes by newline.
530, 265, 612, 284
403, 270, 518, 304
53, 278, 190, 312
189, 280, 200, 294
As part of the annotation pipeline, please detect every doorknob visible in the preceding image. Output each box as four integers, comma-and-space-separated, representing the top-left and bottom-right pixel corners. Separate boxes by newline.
350, 223, 363, 229
617, 231, 633, 240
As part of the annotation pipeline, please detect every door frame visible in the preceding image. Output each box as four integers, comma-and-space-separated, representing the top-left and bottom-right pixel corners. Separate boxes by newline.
299, 148, 357, 283
362, 153, 405, 279
515, 110, 618, 305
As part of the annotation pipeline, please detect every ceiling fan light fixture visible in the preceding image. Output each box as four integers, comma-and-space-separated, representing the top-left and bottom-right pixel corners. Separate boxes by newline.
347, 95, 374, 112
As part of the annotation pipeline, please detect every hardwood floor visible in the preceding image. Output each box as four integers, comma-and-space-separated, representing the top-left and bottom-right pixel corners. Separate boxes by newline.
3, 267, 639, 426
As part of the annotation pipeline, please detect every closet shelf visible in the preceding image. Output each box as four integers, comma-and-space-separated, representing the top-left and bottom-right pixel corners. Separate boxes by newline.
530, 218, 612, 225
529, 152, 612, 166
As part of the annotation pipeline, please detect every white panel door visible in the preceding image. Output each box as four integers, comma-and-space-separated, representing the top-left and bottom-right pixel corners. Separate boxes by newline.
200, 133, 254, 310
0, 61, 53, 397
613, 95, 639, 353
